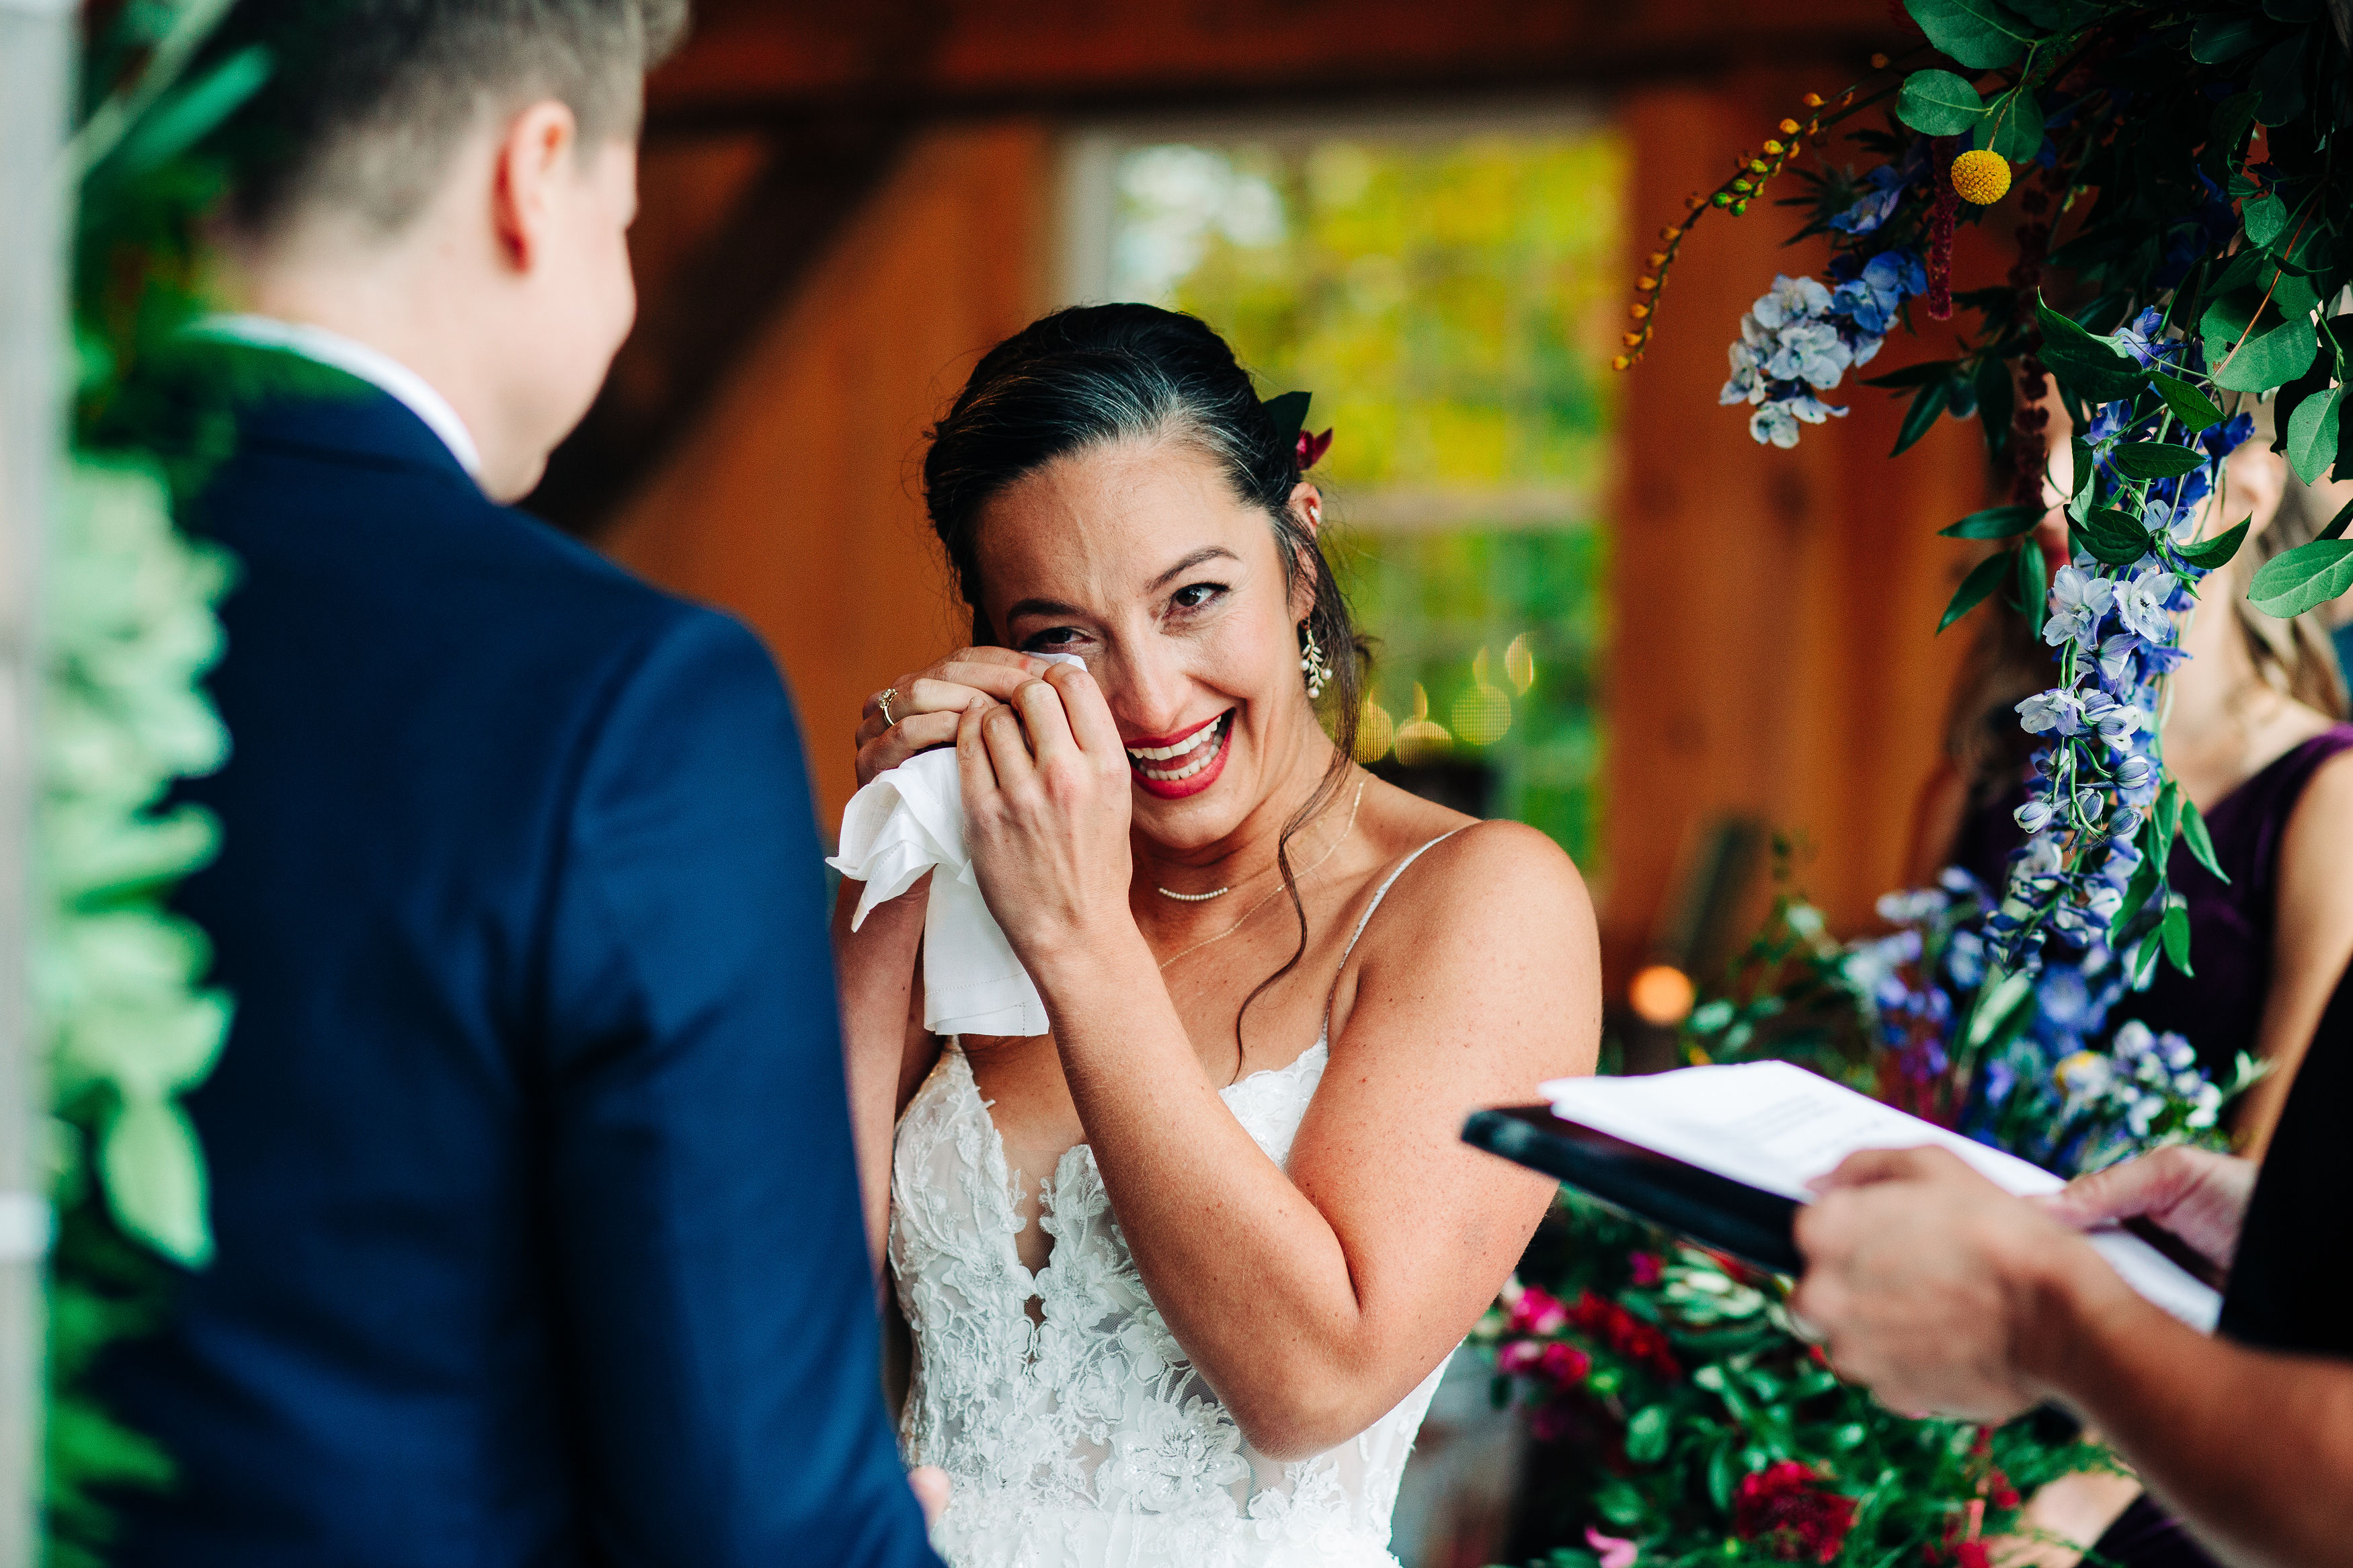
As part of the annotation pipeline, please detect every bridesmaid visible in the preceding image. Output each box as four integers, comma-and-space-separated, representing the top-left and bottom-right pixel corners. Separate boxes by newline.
1909, 421, 2353, 1567
1911, 423, 2353, 1155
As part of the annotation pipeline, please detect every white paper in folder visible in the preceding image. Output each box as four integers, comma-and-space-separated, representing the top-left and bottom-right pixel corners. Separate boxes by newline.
827, 652, 1085, 1038
1537, 1061, 2222, 1331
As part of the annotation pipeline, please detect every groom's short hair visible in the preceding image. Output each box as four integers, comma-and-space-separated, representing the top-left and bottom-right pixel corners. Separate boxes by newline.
210, 0, 690, 239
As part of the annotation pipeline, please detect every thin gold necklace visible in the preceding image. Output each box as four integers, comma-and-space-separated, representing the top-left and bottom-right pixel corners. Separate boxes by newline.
1154, 778, 1366, 971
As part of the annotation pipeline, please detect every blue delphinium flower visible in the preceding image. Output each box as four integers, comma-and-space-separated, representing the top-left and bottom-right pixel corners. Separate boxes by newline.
1982, 330, 2260, 975
2043, 565, 2115, 651
1829, 164, 1908, 235
1722, 250, 1927, 448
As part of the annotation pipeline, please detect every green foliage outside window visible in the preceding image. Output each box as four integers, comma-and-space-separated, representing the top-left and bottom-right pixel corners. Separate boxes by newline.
1111, 125, 1625, 867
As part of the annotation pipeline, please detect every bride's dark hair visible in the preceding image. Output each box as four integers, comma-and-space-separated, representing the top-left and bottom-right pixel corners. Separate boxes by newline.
922, 303, 1367, 1061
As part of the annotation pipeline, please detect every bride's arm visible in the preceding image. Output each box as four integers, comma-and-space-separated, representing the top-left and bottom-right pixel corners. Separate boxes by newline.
833, 878, 939, 1276
961, 671, 1598, 1460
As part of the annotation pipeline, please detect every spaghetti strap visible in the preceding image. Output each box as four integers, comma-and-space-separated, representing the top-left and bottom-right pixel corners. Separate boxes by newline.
1321, 829, 1467, 1040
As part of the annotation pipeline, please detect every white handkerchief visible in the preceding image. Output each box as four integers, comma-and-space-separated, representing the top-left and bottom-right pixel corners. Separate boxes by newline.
826, 653, 1082, 1038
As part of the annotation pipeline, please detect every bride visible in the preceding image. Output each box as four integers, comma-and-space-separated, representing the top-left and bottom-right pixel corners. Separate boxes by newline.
836, 303, 1600, 1568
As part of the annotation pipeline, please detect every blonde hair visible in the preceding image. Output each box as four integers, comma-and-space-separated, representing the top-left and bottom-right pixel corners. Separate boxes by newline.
2225, 397, 2347, 719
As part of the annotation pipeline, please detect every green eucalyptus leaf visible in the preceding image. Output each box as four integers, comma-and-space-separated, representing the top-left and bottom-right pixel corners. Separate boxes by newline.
2288, 386, 2344, 483
2179, 796, 2229, 883
2014, 536, 2050, 636
2243, 193, 2292, 247
1891, 378, 1953, 458
2147, 369, 2226, 431
1940, 504, 2044, 539
112, 45, 272, 177
2274, 357, 2336, 455
101, 1095, 212, 1266
2319, 498, 2353, 542
2075, 507, 2150, 565
2192, 13, 2271, 61
1984, 89, 2046, 164
1708, 1442, 1741, 1514
1862, 358, 1963, 389
2248, 538, 2353, 616
2110, 847, 2163, 942
2161, 901, 2194, 975
1597, 1477, 1648, 1526
2131, 931, 2164, 989
1899, 70, 1989, 135
1940, 548, 2014, 632
2178, 516, 2252, 571
1625, 1403, 1672, 1463
2210, 312, 2319, 393
1977, 354, 2016, 453
1906, 0, 2033, 67
2254, 36, 2307, 125
2070, 436, 2096, 498
2036, 297, 2149, 403
2208, 247, 2265, 300
2110, 442, 2207, 479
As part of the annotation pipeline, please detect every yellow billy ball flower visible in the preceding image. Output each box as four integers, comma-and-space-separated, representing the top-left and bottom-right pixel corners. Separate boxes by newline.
1952, 149, 2013, 206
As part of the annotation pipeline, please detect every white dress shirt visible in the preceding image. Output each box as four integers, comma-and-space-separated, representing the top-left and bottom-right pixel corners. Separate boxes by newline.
194, 314, 483, 479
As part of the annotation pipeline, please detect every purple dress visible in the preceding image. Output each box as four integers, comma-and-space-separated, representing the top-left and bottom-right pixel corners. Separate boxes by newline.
1961, 725, 2353, 1084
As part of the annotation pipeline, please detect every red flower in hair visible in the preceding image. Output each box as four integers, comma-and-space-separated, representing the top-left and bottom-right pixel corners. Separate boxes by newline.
1733, 1462, 1858, 1563
1295, 427, 1333, 470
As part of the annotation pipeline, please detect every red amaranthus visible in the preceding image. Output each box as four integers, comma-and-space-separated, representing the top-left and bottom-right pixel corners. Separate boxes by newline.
1734, 1461, 1860, 1563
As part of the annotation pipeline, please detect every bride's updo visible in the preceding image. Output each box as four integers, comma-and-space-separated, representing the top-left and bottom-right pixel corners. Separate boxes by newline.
924, 304, 1369, 1044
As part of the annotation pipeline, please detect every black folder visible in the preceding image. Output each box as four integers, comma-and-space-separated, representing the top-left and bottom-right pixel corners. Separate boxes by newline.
1462, 1103, 2225, 1290
1463, 1104, 1802, 1274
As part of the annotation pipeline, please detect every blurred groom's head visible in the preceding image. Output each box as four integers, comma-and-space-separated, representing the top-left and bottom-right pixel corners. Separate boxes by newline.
208, 0, 689, 499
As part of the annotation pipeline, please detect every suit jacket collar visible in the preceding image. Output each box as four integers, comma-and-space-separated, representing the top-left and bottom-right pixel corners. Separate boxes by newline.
236, 384, 484, 495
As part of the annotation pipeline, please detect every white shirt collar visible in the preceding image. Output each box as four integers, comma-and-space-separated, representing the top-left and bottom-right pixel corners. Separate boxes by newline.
194, 315, 483, 480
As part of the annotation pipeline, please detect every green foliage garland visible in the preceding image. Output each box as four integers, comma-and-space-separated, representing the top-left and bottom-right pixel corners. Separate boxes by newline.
40, 0, 265, 1557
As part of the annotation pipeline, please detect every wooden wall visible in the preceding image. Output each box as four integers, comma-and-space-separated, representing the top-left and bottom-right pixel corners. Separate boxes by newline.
1605, 73, 1997, 979
602, 123, 1051, 831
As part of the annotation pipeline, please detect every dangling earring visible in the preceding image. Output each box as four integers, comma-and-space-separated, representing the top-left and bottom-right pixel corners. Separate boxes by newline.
1299, 622, 1331, 700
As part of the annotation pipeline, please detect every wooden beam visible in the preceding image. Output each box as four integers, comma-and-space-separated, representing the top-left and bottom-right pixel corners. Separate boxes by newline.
648, 0, 1906, 130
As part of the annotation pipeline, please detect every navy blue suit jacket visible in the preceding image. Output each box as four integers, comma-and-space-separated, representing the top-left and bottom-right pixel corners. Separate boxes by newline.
104, 381, 936, 1568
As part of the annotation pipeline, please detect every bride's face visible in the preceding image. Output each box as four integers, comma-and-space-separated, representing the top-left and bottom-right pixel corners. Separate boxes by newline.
973, 436, 1322, 848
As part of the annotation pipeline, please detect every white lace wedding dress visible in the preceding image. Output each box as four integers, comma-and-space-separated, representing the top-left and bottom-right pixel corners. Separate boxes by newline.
889, 840, 1456, 1568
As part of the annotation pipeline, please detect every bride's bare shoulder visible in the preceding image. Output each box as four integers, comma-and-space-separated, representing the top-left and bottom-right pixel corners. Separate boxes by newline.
1346, 778, 1594, 964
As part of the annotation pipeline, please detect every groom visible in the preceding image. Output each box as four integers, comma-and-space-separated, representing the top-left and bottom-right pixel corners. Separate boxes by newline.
99, 2, 938, 1564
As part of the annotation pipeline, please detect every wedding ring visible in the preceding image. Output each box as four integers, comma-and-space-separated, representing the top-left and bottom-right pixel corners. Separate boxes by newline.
877, 688, 898, 727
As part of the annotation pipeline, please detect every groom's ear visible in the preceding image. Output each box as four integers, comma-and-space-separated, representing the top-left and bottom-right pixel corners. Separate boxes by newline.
489, 102, 584, 275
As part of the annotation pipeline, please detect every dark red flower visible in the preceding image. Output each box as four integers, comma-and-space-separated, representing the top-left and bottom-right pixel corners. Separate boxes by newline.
1629, 1251, 1665, 1286
1295, 427, 1334, 470
1566, 1292, 1683, 1380
1733, 1461, 1858, 1564
1987, 1469, 2020, 1512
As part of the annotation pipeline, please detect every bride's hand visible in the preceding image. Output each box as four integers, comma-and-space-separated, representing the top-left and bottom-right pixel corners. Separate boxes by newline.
958, 664, 1135, 968
855, 647, 1047, 787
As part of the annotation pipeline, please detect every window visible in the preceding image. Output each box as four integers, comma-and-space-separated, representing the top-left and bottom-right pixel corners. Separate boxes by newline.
1068, 110, 1625, 866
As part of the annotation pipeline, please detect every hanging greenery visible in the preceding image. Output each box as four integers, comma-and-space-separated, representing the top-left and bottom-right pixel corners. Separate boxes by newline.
1622, 0, 2352, 987
40, 0, 268, 1558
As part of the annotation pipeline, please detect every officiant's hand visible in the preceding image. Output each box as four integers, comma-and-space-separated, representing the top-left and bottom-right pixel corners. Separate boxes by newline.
2041, 1144, 2254, 1272
957, 663, 1134, 968
1791, 1146, 2122, 1423
855, 648, 1052, 787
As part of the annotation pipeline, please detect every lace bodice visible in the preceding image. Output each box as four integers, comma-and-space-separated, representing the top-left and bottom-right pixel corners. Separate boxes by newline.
889, 839, 1459, 1568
